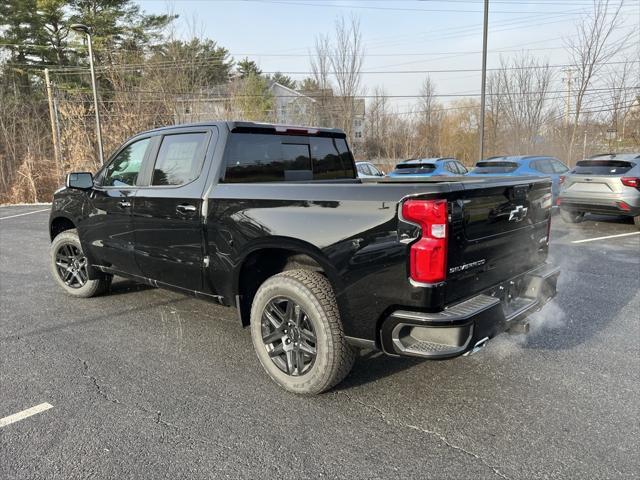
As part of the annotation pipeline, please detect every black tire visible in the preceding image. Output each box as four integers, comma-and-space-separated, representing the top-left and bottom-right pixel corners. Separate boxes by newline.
250, 269, 355, 395
50, 229, 111, 298
560, 208, 585, 224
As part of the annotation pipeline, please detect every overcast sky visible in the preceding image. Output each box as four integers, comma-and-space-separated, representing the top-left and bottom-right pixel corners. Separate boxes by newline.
136, 0, 639, 110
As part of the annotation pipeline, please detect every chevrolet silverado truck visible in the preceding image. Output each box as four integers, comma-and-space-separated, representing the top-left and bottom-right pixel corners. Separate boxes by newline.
49, 122, 560, 394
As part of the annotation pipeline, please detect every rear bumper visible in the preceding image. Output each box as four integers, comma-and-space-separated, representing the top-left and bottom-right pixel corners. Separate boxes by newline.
380, 263, 560, 359
559, 192, 640, 216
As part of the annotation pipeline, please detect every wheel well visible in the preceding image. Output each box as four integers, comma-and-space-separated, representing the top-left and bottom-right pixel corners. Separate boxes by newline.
236, 249, 324, 327
50, 217, 75, 241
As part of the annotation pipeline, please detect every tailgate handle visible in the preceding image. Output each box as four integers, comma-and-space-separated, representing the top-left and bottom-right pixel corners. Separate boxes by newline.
118, 200, 131, 209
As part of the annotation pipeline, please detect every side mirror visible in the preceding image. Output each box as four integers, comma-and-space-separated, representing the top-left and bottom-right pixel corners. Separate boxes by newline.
377, 171, 385, 176
66, 172, 94, 190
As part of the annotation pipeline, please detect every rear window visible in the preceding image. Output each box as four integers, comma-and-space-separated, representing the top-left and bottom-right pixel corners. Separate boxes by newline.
392, 163, 436, 174
472, 161, 519, 174
572, 160, 635, 175
222, 133, 355, 182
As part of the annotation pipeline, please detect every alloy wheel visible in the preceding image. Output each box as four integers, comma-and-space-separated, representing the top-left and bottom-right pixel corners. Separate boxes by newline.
261, 297, 317, 376
55, 243, 88, 289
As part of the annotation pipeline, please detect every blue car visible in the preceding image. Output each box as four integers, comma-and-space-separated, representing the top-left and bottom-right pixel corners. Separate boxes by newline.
469, 155, 569, 202
387, 157, 469, 177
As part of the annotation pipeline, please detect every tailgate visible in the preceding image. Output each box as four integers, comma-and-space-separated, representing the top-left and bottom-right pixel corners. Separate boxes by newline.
445, 177, 552, 304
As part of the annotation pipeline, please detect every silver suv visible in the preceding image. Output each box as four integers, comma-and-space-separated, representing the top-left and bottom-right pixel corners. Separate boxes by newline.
558, 153, 640, 226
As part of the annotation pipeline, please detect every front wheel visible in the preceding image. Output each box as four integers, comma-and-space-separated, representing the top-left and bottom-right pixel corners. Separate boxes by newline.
50, 229, 111, 298
250, 269, 355, 395
560, 208, 585, 224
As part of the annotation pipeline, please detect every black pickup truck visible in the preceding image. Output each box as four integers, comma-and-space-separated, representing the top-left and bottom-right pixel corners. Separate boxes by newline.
49, 121, 559, 394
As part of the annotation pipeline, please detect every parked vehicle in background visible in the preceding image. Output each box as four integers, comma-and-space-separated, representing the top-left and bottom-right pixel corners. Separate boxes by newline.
558, 153, 640, 226
387, 157, 468, 177
355, 161, 385, 178
469, 155, 569, 203
49, 121, 559, 395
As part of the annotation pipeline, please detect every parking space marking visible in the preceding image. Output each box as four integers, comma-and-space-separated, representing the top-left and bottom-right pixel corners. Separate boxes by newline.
0, 403, 54, 428
0, 208, 49, 220
572, 231, 640, 244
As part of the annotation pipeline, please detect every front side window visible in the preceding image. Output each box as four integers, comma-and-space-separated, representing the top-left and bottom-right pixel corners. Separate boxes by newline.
152, 133, 207, 186
456, 162, 468, 174
101, 138, 150, 187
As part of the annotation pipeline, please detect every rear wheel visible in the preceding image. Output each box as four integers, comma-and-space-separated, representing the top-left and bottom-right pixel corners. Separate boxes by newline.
560, 208, 585, 224
250, 269, 355, 395
50, 229, 111, 298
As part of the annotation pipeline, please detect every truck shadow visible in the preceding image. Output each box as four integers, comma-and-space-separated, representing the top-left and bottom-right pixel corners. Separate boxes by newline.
335, 350, 426, 390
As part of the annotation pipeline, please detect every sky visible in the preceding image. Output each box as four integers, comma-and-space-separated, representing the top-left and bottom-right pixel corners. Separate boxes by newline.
135, 0, 640, 111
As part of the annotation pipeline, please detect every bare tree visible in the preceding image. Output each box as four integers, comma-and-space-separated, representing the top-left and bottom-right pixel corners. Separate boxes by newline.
416, 76, 440, 156
310, 34, 333, 127
329, 15, 365, 137
564, 0, 628, 162
498, 54, 554, 154
603, 59, 638, 143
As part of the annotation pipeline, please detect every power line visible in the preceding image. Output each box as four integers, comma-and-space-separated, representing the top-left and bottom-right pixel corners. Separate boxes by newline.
42, 59, 639, 75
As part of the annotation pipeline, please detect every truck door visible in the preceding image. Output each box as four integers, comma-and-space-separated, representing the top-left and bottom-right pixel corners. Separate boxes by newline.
132, 127, 217, 292
82, 136, 153, 276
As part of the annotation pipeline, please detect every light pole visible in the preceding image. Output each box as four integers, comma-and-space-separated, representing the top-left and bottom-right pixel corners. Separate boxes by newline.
70, 23, 104, 165
478, 0, 489, 161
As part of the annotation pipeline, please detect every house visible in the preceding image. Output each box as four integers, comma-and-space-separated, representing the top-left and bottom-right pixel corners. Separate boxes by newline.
270, 82, 365, 143
173, 81, 366, 144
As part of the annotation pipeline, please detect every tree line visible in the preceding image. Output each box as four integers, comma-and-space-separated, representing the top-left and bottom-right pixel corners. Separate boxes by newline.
0, 0, 638, 203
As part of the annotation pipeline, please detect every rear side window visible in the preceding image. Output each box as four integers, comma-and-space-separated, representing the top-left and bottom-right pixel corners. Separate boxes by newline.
152, 133, 208, 186
456, 162, 468, 174
531, 159, 555, 174
550, 159, 569, 173
572, 160, 635, 175
222, 133, 355, 182
472, 161, 519, 174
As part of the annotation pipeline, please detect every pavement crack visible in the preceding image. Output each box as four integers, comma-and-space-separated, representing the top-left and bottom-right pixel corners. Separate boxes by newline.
81, 359, 123, 406
339, 391, 510, 480
77, 358, 215, 447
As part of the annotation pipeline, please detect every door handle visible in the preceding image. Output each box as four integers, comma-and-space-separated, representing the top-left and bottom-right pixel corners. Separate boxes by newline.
176, 204, 197, 214
118, 200, 131, 208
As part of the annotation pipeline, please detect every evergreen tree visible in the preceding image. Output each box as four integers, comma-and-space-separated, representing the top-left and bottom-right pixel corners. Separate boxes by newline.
237, 57, 261, 79
269, 71, 296, 90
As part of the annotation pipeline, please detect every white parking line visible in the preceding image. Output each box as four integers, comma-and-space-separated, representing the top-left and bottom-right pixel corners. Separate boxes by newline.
0, 208, 49, 220
572, 231, 640, 244
0, 403, 54, 428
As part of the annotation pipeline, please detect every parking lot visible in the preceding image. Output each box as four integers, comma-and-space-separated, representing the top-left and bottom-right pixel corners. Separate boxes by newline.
1, 204, 638, 479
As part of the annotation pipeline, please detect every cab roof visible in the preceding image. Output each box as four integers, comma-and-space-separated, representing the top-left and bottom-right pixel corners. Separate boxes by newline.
140, 121, 346, 138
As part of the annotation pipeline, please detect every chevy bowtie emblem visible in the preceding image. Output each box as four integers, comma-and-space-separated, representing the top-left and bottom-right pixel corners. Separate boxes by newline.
508, 205, 528, 222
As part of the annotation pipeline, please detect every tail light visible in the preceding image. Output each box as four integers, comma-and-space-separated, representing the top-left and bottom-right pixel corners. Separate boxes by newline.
621, 177, 639, 188
401, 199, 448, 284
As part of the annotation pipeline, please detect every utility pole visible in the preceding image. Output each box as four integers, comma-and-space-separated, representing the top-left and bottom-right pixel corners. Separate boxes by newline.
563, 68, 573, 128
71, 24, 104, 165
478, 0, 489, 161
44, 68, 63, 177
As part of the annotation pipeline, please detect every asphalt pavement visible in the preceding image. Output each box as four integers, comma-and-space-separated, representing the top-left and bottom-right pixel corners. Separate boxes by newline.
1, 205, 638, 479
